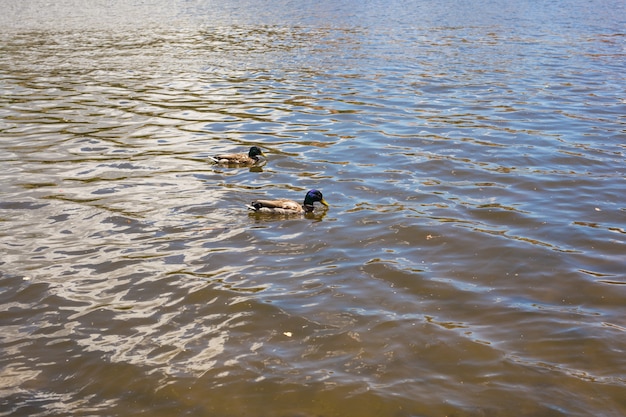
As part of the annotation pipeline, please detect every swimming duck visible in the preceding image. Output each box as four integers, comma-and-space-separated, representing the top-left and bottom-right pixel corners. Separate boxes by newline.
210, 146, 266, 165
247, 189, 329, 214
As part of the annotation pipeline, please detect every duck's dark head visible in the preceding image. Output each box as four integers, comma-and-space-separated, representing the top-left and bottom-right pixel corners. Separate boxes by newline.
303, 189, 329, 211
248, 146, 266, 160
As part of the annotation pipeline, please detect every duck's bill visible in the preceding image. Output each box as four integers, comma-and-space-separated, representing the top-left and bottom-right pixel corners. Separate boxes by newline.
320, 199, 329, 207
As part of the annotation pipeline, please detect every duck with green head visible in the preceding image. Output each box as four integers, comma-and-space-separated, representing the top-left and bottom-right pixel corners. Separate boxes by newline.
210, 146, 266, 165
247, 189, 329, 214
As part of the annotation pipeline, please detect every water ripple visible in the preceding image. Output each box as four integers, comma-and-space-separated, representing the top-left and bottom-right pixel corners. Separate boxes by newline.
1, 1, 625, 416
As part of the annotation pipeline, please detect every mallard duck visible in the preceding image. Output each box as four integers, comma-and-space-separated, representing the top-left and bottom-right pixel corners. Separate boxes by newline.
210, 146, 266, 165
247, 189, 329, 214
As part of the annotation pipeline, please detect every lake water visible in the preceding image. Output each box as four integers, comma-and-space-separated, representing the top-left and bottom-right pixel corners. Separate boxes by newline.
1, 1, 625, 416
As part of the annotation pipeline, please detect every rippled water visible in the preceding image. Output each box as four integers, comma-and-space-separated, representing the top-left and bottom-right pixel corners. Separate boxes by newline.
1, 1, 625, 416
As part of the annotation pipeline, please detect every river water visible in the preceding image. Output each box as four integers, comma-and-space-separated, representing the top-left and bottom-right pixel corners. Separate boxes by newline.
1, 1, 625, 416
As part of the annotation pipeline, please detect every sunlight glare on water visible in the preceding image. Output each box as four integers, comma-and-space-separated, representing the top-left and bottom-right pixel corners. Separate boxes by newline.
1, 0, 625, 416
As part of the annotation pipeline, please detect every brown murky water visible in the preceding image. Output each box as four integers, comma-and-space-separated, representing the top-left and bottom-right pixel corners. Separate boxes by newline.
1, 1, 625, 416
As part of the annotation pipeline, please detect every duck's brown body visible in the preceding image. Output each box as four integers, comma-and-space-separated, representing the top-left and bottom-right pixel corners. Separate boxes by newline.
211, 146, 266, 165
248, 198, 307, 214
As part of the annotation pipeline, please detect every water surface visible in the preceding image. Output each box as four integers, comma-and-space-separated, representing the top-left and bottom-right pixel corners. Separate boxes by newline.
1, 1, 625, 416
